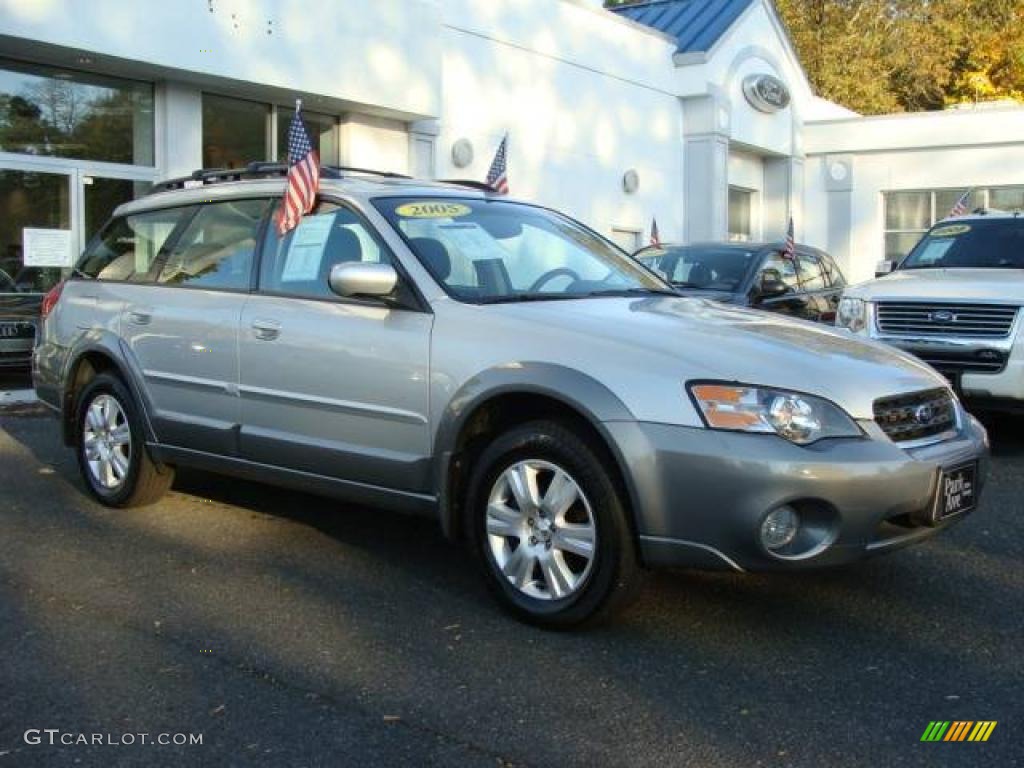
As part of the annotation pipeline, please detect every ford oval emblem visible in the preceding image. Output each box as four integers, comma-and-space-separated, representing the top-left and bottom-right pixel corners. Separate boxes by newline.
930, 310, 956, 323
914, 404, 935, 424
742, 74, 791, 113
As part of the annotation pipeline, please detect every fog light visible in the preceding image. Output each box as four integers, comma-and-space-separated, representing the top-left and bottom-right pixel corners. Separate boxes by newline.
761, 506, 800, 551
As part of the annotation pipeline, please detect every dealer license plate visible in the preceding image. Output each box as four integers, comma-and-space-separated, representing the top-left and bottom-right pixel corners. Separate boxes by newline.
933, 463, 977, 522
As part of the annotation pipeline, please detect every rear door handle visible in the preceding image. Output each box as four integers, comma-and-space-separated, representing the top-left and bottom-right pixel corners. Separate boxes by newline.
127, 309, 152, 326
251, 319, 281, 341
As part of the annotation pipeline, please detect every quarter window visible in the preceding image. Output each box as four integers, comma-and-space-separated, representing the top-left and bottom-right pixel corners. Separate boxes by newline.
157, 199, 270, 290
79, 207, 191, 282
259, 203, 391, 299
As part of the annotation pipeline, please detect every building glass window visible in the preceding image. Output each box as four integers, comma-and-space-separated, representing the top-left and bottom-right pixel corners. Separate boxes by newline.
202, 94, 270, 169
728, 187, 753, 242
0, 59, 154, 165
277, 107, 337, 165
883, 187, 1020, 261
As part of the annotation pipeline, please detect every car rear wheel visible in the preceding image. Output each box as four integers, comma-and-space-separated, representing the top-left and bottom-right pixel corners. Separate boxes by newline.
467, 420, 641, 628
75, 373, 174, 508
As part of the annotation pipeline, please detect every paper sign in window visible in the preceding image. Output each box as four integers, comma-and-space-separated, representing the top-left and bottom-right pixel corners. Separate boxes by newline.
281, 215, 333, 282
23, 228, 73, 268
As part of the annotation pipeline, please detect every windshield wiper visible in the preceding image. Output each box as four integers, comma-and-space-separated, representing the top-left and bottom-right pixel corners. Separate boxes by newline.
70, 266, 93, 280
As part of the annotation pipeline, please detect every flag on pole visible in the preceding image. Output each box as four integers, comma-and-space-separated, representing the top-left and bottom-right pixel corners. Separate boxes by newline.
780, 216, 795, 260
276, 100, 320, 235
485, 134, 509, 194
650, 217, 661, 247
949, 188, 972, 217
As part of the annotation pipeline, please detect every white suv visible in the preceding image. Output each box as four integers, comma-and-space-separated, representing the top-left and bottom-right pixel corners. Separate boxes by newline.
837, 212, 1024, 410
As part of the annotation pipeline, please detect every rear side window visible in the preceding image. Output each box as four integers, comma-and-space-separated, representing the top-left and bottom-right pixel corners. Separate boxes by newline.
157, 199, 271, 290
819, 252, 845, 288
258, 202, 392, 299
795, 253, 826, 291
79, 208, 190, 282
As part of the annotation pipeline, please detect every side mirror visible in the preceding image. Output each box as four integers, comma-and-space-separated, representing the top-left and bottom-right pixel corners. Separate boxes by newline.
875, 260, 895, 277
328, 262, 398, 298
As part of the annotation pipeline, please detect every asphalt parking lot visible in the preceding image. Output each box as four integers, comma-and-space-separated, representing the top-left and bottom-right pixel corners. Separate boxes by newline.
0, 372, 1021, 767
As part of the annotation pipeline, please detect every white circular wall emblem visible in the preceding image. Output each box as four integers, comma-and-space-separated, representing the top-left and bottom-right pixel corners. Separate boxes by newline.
451, 138, 474, 168
742, 74, 791, 113
829, 162, 849, 182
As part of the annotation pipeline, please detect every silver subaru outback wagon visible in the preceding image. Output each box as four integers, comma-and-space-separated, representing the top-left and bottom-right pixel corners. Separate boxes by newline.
34, 166, 989, 627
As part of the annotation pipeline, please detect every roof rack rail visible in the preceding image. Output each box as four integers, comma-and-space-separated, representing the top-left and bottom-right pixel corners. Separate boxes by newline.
324, 165, 412, 179
150, 162, 411, 195
437, 179, 498, 192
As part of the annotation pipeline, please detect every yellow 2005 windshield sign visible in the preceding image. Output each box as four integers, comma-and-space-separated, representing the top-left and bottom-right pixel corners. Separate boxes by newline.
395, 201, 472, 218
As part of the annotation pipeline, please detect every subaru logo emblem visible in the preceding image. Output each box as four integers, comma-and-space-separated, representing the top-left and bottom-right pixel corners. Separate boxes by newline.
914, 404, 935, 424
930, 310, 956, 323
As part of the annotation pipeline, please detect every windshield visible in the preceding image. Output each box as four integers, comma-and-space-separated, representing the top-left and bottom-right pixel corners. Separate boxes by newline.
637, 245, 757, 292
373, 197, 670, 303
900, 219, 1024, 270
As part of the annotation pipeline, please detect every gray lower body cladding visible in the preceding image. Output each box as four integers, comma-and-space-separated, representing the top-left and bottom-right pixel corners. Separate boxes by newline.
605, 418, 989, 572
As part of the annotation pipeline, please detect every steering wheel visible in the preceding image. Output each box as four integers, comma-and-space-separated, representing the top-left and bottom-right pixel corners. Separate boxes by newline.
528, 268, 581, 293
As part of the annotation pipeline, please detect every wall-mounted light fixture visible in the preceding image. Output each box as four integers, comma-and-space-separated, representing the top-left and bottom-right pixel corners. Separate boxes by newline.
622, 168, 639, 194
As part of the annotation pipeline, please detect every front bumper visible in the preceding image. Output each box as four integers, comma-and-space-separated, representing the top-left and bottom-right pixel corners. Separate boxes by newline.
605, 414, 989, 572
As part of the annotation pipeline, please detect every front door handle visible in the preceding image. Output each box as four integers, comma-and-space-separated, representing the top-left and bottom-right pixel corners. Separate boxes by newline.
251, 319, 281, 341
127, 309, 152, 325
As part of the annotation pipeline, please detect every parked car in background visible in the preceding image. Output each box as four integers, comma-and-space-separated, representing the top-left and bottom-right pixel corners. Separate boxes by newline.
837, 212, 1024, 411
634, 242, 846, 324
0, 264, 59, 371
34, 167, 988, 627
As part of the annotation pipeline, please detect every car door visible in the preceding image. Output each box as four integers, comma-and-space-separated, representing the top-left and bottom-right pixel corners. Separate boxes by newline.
119, 198, 273, 455
238, 201, 433, 493
751, 251, 817, 321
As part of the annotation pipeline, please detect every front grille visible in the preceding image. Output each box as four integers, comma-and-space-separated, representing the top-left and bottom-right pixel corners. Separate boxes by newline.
876, 302, 1019, 338
910, 349, 1009, 376
873, 388, 957, 443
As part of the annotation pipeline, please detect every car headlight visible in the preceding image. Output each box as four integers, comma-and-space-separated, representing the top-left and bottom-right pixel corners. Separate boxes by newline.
836, 297, 867, 333
688, 383, 863, 445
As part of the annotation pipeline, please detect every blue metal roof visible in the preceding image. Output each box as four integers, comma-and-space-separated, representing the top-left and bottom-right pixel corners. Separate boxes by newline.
612, 0, 756, 55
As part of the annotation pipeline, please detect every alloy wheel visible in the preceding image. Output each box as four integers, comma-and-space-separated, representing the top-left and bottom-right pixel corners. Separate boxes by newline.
82, 393, 132, 491
485, 459, 597, 600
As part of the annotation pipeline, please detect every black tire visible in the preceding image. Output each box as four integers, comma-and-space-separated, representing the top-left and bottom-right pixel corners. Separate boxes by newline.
466, 420, 642, 628
74, 372, 174, 508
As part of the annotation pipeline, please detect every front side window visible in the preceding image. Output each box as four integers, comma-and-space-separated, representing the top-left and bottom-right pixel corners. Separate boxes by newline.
259, 202, 391, 299
637, 246, 757, 292
0, 59, 154, 165
79, 207, 191, 282
157, 199, 270, 290
374, 198, 668, 303
900, 219, 1024, 270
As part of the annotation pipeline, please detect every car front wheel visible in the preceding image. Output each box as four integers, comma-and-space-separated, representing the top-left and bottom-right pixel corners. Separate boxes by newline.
467, 420, 641, 628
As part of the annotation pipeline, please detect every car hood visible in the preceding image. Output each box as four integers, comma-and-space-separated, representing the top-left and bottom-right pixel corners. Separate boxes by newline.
845, 268, 1024, 303
481, 296, 945, 420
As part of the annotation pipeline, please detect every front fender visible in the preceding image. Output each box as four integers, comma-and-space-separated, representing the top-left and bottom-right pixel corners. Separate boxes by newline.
433, 362, 638, 538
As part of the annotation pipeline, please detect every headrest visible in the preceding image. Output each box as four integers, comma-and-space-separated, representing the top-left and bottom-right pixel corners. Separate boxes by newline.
409, 237, 451, 281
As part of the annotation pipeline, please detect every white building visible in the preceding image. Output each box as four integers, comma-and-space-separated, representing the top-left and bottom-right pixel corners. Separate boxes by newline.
1, 0, 1022, 287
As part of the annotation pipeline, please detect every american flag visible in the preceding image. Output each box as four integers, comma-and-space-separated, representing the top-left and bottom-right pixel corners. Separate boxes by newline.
780, 216, 795, 260
276, 103, 320, 236
486, 134, 509, 194
650, 217, 661, 247
949, 188, 972, 217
